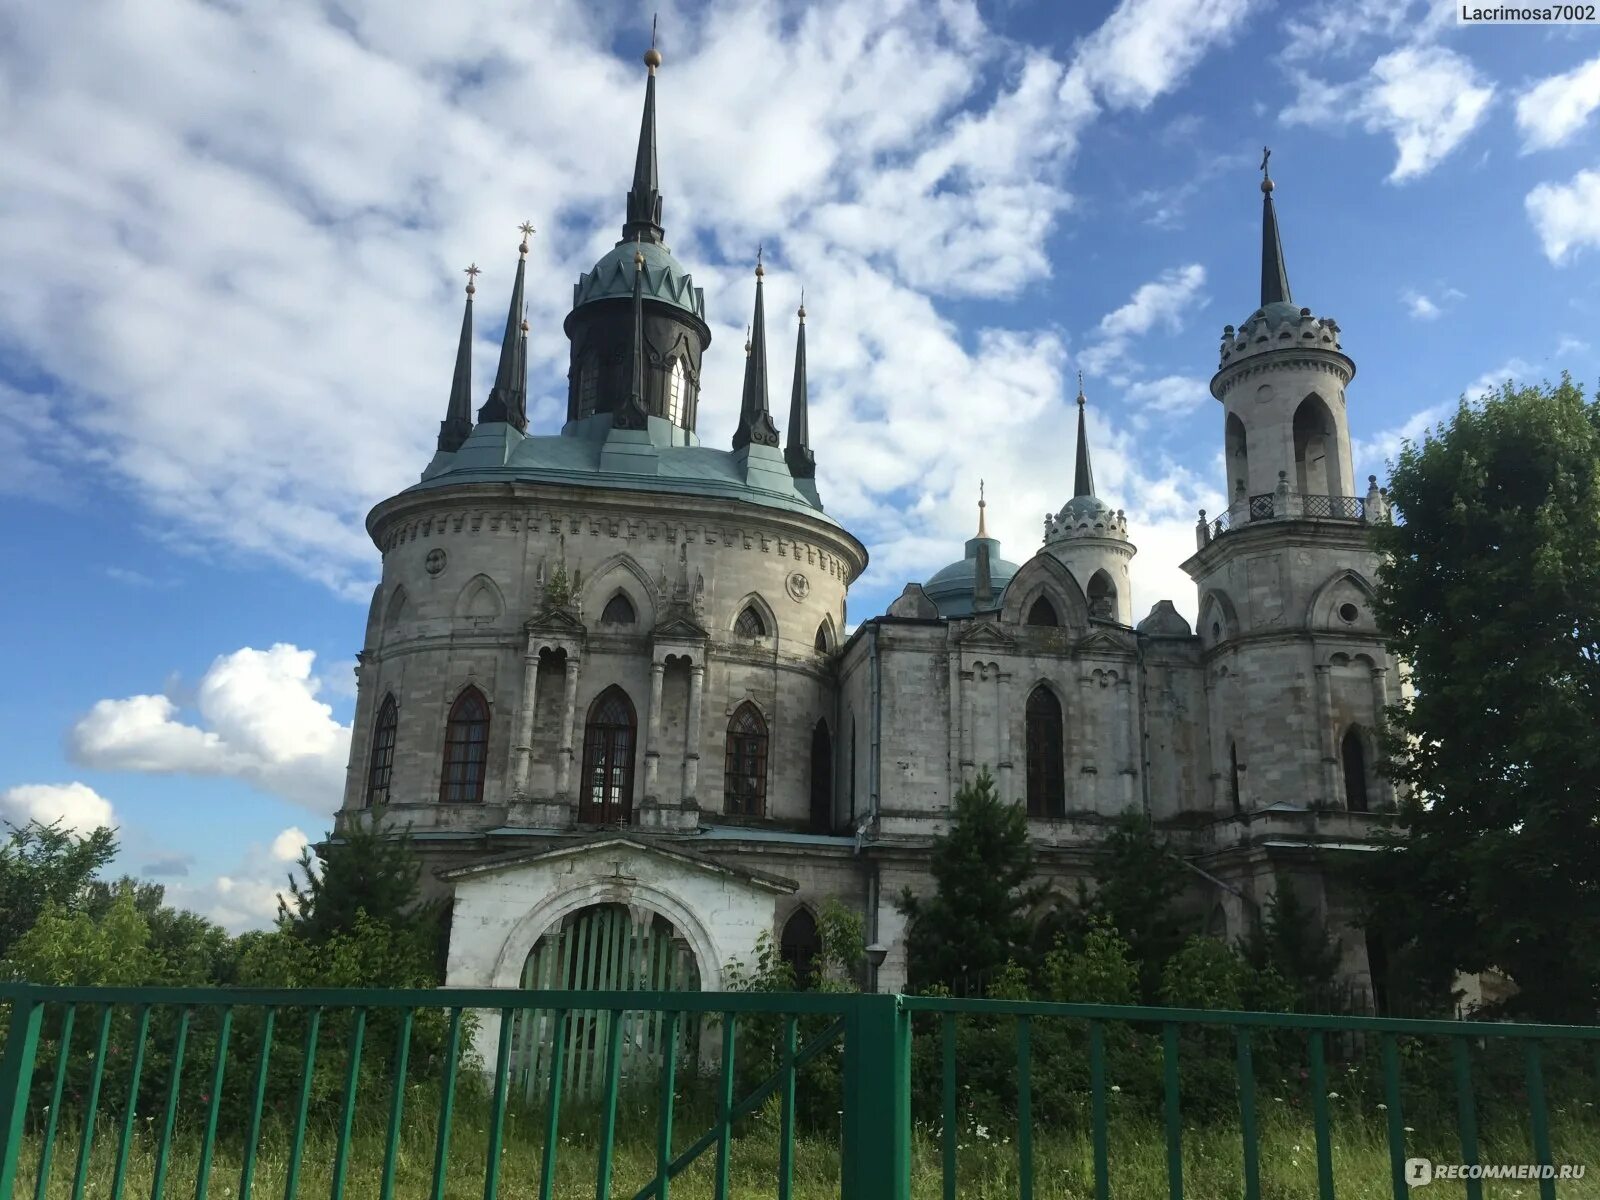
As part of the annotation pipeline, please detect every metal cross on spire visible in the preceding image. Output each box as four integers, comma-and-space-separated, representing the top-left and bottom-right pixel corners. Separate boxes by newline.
1260, 146, 1271, 179
463, 263, 480, 293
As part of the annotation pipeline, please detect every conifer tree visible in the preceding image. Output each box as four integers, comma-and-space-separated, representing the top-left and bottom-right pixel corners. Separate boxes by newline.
899, 769, 1047, 994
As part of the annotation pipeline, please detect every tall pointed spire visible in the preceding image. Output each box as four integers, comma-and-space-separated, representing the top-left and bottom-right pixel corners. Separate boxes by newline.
977, 479, 988, 537
784, 294, 814, 478
479, 223, 532, 426
1073, 372, 1096, 498
622, 33, 665, 245
437, 265, 477, 452
1259, 146, 1292, 308
614, 245, 650, 429
732, 251, 779, 450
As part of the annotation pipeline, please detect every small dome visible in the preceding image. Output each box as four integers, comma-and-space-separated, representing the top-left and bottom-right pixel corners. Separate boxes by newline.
1061, 494, 1116, 524
923, 536, 1019, 618
1244, 300, 1304, 330
572, 239, 705, 321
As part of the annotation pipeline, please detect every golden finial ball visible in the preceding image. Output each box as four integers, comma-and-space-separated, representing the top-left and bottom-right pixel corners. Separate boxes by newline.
520, 318, 530, 332
644, 47, 662, 69
1261, 178, 1275, 194
755, 261, 765, 279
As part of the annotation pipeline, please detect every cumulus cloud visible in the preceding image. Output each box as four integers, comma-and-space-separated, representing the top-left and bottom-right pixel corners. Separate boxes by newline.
1124, 375, 1212, 416
69, 644, 350, 812
0, 782, 116, 835
1527, 169, 1600, 263
1077, 265, 1206, 378
157, 826, 312, 932
1516, 54, 1600, 152
272, 827, 311, 862
0, 0, 1258, 609
1403, 290, 1441, 320
1284, 46, 1495, 182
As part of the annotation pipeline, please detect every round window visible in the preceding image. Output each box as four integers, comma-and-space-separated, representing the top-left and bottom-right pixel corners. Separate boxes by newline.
1338, 602, 1359, 623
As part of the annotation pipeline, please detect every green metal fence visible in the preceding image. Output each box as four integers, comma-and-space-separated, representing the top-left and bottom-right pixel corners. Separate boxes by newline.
2, 983, 1598, 1199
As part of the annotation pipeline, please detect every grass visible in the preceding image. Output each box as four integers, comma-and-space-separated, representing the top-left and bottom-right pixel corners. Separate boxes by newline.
13, 1096, 1600, 1199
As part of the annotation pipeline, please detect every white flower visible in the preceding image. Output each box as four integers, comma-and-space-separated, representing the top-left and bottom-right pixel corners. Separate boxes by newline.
1404, 1126, 1415, 1133
1273, 1096, 1284, 1103
1110, 1084, 1121, 1093
1377, 1103, 1387, 1110
975, 1124, 991, 1141
1327, 1091, 1340, 1100
1293, 1145, 1303, 1153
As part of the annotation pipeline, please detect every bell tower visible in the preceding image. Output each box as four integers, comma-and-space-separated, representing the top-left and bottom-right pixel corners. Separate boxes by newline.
1183, 154, 1395, 823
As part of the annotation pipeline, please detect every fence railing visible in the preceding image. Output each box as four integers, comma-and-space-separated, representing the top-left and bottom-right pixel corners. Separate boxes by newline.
1204, 491, 1372, 544
3, 983, 1598, 1200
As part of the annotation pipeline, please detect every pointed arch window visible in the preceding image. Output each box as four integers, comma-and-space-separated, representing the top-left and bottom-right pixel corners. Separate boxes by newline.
735, 605, 767, 639
809, 719, 833, 833
1342, 728, 1370, 813
1025, 686, 1066, 818
724, 702, 769, 816
814, 622, 831, 652
780, 908, 822, 989
1230, 740, 1243, 814
578, 358, 598, 417
366, 694, 398, 807
580, 686, 636, 824
601, 592, 636, 625
1027, 596, 1059, 627
664, 357, 684, 424
439, 687, 490, 804
1087, 571, 1117, 620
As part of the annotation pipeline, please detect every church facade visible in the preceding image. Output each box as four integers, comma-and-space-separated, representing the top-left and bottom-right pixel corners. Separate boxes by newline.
338, 48, 1400, 1005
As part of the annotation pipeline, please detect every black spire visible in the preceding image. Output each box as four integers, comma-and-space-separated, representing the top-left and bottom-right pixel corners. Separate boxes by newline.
732, 253, 779, 450
1259, 147, 1292, 307
1073, 372, 1095, 498
479, 224, 532, 427
614, 245, 650, 430
437, 265, 477, 452
784, 294, 814, 478
622, 40, 665, 245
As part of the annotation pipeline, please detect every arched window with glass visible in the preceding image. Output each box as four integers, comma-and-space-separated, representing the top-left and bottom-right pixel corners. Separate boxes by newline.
664, 357, 685, 424
735, 605, 767, 640
366, 694, 398, 807
439, 687, 490, 803
580, 686, 637, 824
724, 702, 769, 816
1342, 727, 1370, 813
1025, 685, 1066, 817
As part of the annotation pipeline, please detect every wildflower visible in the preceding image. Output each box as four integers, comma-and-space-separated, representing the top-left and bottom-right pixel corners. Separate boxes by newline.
975, 1125, 990, 1141
1293, 1145, 1302, 1153
1110, 1085, 1121, 1093
1404, 1126, 1415, 1133
1327, 1091, 1340, 1100
1377, 1103, 1387, 1110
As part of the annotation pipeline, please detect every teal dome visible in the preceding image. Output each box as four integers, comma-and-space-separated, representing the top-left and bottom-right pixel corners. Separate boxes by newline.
572, 239, 705, 322
1245, 300, 1305, 329
923, 536, 1019, 618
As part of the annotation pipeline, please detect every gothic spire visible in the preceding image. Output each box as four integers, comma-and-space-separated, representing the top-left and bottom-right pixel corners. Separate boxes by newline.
437, 265, 477, 452
732, 252, 779, 450
479, 223, 532, 426
622, 39, 665, 245
784, 294, 814, 478
614, 245, 650, 429
1259, 146, 1292, 308
1074, 372, 1096, 498
977, 479, 988, 537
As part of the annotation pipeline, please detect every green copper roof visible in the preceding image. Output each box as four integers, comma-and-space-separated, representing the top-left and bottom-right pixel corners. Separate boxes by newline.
412, 415, 842, 529
573, 239, 705, 321
923, 535, 1019, 618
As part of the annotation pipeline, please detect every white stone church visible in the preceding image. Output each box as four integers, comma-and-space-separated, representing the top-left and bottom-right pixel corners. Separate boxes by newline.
338, 48, 1399, 1006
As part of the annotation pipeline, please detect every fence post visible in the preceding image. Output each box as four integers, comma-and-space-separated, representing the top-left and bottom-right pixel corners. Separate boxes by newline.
841, 993, 910, 1200
0, 986, 45, 1199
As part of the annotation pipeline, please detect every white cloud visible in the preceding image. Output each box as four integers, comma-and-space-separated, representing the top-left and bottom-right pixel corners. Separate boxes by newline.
0, 782, 116, 836
1284, 46, 1495, 182
69, 644, 350, 813
1403, 290, 1441, 320
1464, 357, 1538, 401
1282, 0, 1450, 61
1527, 168, 1600, 263
1072, 0, 1262, 110
1124, 375, 1212, 415
271, 826, 311, 862
0, 0, 1258, 606
1516, 54, 1600, 151
1077, 265, 1206, 377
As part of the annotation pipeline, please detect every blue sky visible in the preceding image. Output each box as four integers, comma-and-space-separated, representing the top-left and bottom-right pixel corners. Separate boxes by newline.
3, 0, 1598, 927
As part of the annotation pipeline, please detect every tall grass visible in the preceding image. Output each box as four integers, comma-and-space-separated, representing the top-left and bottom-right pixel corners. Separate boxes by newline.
14, 1089, 1600, 1199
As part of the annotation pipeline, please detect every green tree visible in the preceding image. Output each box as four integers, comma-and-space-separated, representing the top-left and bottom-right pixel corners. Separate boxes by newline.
0, 820, 117, 959
6, 888, 160, 985
1243, 877, 1342, 1011
1041, 916, 1139, 1005
278, 815, 446, 974
1067, 810, 1188, 1002
898, 769, 1047, 994
1368, 375, 1600, 1021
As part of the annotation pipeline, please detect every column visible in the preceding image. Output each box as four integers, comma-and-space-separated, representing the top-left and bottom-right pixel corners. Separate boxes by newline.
644, 659, 665, 800
1313, 663, 1338, 807
1117, 674, 1137, 809
512, 650, 540, 794
957, 666, 973, 781
682, 663, 705, 800
996, 669, 1013, 803
1370, 665, 1393, 808
947, 652, 963, 795
556, 653, 582, 799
